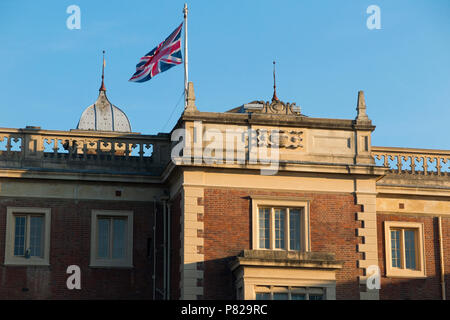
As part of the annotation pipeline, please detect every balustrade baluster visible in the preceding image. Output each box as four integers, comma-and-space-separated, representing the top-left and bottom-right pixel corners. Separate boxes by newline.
111, 141, 116, 160
6, 137, 12, 156
423, 156, 428, 175
96, 141, 102, 161
383, 154, 388, 167
52, 139, 59, 158
396, 155, 402, 173
125, 143, 130, 160
82, 142, 88, 160
139, 143, 144, 162
410, 155, 416, 174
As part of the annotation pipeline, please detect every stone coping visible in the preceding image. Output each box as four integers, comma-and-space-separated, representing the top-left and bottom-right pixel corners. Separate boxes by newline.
181, 111, 375, 131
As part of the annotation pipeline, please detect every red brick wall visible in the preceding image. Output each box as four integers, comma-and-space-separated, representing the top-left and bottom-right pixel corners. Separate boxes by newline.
202, 188, 363, 300
0, 197, 158, 299
377, 214, 449, 300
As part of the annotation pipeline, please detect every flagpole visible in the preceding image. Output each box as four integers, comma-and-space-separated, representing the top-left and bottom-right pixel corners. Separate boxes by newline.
183, 3, 188, 110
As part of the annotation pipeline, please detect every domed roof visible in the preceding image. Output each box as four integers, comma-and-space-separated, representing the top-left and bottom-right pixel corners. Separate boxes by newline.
77, 90, 131, 132
77, 51, 132, 132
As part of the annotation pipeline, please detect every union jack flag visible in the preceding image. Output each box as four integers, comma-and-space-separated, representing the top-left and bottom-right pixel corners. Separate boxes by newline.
129, 23, 183, 83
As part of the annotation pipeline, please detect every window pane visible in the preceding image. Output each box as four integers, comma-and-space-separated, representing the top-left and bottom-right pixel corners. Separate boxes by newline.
291, 294, 306, 300
274, 209, 285, 249
273, 293, 288, 300
255, 293, 270, 300
112, 218, 126, 259
391, 230, 401, 268
97, 218, 110, 258
30, 216, 44, 257
404, 230, 416, 270
289, 209, 301, 251
14, 216, 26, 256
309, 294, 323, 300
259, 208, 270, 249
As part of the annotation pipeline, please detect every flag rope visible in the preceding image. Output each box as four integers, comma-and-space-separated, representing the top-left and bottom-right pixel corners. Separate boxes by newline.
160, 90, 185, 132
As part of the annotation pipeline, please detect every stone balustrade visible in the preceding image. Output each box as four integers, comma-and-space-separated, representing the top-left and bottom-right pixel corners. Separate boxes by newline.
372, 146, 450, 176
0, 127, 171, 176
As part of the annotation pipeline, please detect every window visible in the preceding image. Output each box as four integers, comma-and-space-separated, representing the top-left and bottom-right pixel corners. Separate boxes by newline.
90, 210, 133, 267
4, 207, 51, 266
255, 286, 325, 300
252, 197, 310, 252
384, 221, 425, 278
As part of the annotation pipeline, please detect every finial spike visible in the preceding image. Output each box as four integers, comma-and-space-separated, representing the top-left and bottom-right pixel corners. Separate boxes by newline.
356, 90, 370, 122
99, 50, 106, 92
272, 61, 279, 101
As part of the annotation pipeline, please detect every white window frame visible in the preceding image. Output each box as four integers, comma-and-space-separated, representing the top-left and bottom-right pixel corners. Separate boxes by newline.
4, 207, 51, 266
384, 221, 426, 278
90, 210, 133, 268
251, 197, 310, 252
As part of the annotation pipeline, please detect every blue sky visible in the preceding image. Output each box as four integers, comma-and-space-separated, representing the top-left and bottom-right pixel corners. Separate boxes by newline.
0, 0, 449, 149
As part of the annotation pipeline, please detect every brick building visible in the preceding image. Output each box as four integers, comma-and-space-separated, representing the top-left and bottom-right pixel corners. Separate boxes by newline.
0, 80, 448, 300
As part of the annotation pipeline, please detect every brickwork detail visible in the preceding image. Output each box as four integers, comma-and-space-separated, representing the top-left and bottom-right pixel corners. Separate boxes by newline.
0, 198, 157, 299
377, 214, 449, 300
203, 188, 363, 300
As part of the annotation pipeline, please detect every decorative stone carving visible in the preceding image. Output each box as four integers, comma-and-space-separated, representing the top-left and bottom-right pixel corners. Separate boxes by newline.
256, 129, 303, 149
244, 99, 301, 115
279, 130, 304, 149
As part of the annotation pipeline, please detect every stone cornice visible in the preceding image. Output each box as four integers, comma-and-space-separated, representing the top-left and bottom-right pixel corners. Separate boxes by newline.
0, 127, 171, 141
180, 111, 375, 131
177, 159, 388, 177
0, 167, 164, 184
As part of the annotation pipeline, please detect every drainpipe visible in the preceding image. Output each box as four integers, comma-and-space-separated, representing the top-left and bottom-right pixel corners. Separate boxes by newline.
167, 202, 171, 300
153, 199, 157, 300
438, 216, 446, 300
162, 199, 167, 300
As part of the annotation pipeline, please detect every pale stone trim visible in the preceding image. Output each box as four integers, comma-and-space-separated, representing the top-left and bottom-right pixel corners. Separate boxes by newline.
89, 210, 133, 268
0, 180, 165, 202
182, 170, 383, 196
180, 185, 204, 300
377, 211, 450, 218
376, 185, 450, 198
4, 207, 51, 266
185, 184, 361, 196
234, 266, 338, 300
377, 197, 450, 216
356, 192, 380, 300
0, 169, 163, 184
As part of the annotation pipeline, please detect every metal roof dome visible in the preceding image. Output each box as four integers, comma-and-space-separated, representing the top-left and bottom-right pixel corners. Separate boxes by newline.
76, 52, 132, 132
76, 90, 131, 132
